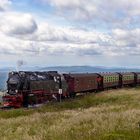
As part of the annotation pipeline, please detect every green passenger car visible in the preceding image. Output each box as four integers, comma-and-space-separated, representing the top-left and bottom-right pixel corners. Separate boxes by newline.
101, 73, 120, 88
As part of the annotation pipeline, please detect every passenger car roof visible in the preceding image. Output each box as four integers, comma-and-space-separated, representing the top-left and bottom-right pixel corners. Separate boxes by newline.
99, 72, 119, 76
64, 73, 99, 78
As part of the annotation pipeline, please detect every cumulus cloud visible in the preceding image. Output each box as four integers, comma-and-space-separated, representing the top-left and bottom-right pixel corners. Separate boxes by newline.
0, 0, 139, 59
45, 0, 97, 21
0, 0, 11, 11
112, 28, 140, 47
31, 23, 140, 56
0, 13, 37, 35
41, 0, 140, 28
33, 23, 112, 44
0, 0, 139, 67
0, 19, 139, 57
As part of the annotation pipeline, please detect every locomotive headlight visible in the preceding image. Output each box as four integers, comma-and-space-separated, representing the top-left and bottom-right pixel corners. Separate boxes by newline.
15, 90, 18, 93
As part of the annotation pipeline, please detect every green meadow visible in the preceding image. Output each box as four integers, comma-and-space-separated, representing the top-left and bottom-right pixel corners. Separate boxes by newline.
0, 88, 140, 140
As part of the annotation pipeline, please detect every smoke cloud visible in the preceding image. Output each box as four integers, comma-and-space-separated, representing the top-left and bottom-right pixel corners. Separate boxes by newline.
16, 60, 26, 71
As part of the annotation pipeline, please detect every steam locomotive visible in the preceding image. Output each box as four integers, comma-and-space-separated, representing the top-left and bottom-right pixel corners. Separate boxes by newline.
3, 71, 68, 108
2, 71, 140, 108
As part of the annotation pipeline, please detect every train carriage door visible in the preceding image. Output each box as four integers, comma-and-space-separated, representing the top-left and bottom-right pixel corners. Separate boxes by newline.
96, 75, 103, 90
132, 72, 137, 86
63, 74, 75, 96
68, 78, 74, 93
116, 73, 122, 88
66, 77, 75, 98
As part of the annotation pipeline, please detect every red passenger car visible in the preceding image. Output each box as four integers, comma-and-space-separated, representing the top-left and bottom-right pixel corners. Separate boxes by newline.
63, 73, 100, 95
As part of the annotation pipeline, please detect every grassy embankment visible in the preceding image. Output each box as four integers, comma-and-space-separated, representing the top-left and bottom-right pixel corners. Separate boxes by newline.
0, 88, 140, 140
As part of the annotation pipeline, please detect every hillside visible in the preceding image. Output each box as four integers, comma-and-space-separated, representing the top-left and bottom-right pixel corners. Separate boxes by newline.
0, 88, 140, 140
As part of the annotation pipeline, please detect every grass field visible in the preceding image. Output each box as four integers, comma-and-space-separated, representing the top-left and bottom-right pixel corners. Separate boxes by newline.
0, 88, 140, 140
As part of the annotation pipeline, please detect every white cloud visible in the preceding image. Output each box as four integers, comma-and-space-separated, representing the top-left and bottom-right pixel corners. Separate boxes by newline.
41, 0, 140, 28
112, 28, 140, 47
0, 0, 11, 11
33, 22, 111, 44
0, 0, 139, 65
46, 0, 97, 21
0, 19, 139, 57
0, 12, 37, 35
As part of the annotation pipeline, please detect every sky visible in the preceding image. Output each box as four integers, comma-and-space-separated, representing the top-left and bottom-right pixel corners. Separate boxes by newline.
0, 0, 140, 68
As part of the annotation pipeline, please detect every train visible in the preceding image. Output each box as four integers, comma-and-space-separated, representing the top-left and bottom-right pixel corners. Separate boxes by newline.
2, 71, 140, 108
